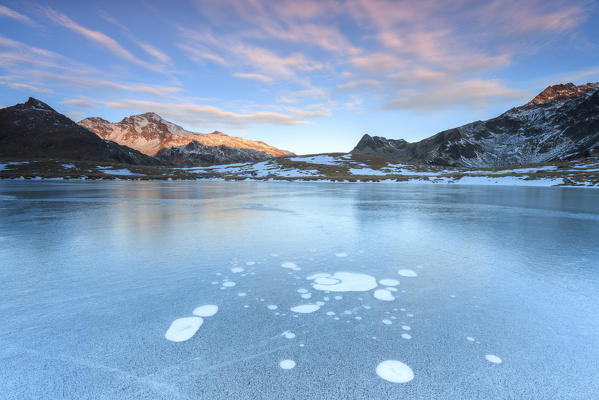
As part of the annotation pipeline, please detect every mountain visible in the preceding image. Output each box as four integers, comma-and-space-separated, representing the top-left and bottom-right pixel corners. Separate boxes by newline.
79, 113, 293, 164
0, 98, 159, 165
352, 82, 599, 167
155, 141, 283, 166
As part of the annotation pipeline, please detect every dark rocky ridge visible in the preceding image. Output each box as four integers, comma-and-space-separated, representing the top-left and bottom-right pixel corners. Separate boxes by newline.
156, 140, 276, 166
352, 82, 599, 167
0, 98, 159, 165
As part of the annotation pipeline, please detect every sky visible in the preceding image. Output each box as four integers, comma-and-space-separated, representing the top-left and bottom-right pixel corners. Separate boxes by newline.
0, 0, 598, 154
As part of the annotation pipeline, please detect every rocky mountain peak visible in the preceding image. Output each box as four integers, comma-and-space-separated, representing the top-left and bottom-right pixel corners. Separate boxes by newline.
23, 97, 55, 112
528, 82, 599, 105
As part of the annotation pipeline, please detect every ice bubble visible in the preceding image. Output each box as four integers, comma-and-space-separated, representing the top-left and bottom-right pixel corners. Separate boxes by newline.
314, 277, 340, 285
485, 354, 502, 364
279, 359, 296, 370
307, 273, 330, 280
310, 272, 377, 292
301, 293, 312, 299
297, 288, 309, 294
466, 337, 475, 342
401, 325, 411, 331
290, 304, 320, 313
376, 360, 414, 383
222, 281, 236, 287
271, 253, 278, 257
282, 331, 296, 339
192, 305, 218, 317
282, 262, 300, 271
334, 295, 343, 300
406, 313, 414, 317
231, 267, 244, 273
246, 261, 256, 265
326, 311, 336, 316
316, 301, 325, 306
267, 305, 278, 310
363, 305, 372, 310
323, 296, 330, 301
379, 279, 399, 286
398, 269, 418, 277
401, 333, 411, 340
355, 316, 362, 320
343, 310, 352, 315
387, 287, 398, 292
382, 319, 392, 325
165, 317, 203, 342
374, 289, 395, 301
335, 252, 348, 257
238, 292, 247, 297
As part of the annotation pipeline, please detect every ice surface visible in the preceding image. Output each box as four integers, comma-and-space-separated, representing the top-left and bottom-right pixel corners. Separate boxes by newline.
165, 317, 203, 342
2, 181, 599, 399
376, 360, 415, 383
192, 305, 218, 317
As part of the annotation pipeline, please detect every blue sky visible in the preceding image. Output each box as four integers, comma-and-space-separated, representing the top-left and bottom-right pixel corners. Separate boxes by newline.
1, 0, 598, 154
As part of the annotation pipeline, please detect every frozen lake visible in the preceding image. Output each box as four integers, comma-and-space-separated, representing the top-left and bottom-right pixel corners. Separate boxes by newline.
1, 181, 599, 399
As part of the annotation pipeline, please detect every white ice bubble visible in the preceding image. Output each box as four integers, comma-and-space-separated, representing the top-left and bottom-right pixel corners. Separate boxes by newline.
382, 319, 392, 325
282, 262, 301, 271
290, 304, 320, 314
306, 273, 330, 280
310, 272, 377, 292
192, 305, 218, 317
401, 325, 411, 331
165, 317, 203, 342
316, 301, 325, 306
267, 305, 278, 310
301, 293, 312, 299
376, 360, 414, 383
374, 289, 395, 301
335, 295, 343, 300
379, 279, 399, 286
246, 261, 256, 265
467, 337, 475, 342
282, 331, 296, 339
231, 267, 244, 273
335, 252, 348, 257
314, 277, 340, 285
238, 292, 247, 297
398, 269, 418, 277
387, 287, 398, 292
323, 296, 330, 301
279, 359, 296, 370
297, 288, 309, 294
485, 354, 502, 364
406, 313, 414, 317
326, 311, 336, 316
401, 333, 411, 340
222, 281, 236, 287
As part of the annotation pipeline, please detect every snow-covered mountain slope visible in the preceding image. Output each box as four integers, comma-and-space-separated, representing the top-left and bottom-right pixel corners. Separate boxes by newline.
155, 140, 282, 166
0, 98, 159, 165
79, 113, 293, 162
352, 82, 599, 167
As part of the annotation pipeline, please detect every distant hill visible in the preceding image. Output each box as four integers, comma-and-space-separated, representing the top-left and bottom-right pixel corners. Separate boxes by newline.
0, 98, 159, 165
352, 82, 599, 167
79, 112, 293, 165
